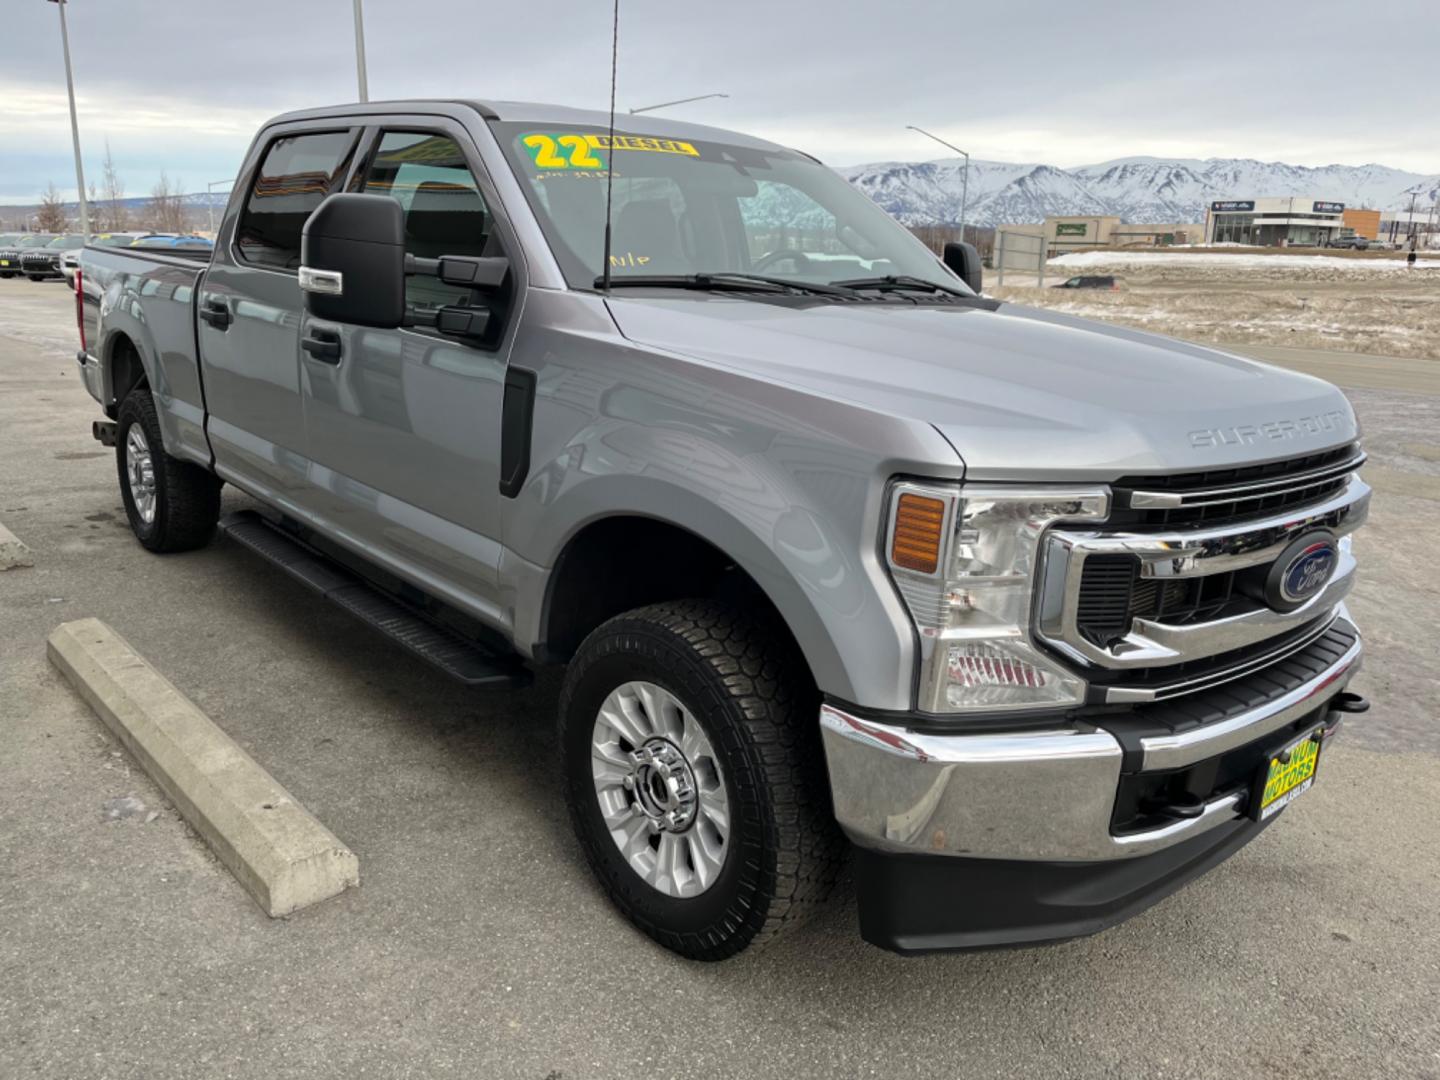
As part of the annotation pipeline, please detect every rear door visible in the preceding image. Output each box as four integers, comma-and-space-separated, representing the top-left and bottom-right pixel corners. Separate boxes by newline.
198, 125, 360, 498
298, 120, 521, 612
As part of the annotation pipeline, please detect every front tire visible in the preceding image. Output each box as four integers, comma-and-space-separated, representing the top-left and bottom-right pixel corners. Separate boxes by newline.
116, 389, 221, 552
559, 600, 843, 960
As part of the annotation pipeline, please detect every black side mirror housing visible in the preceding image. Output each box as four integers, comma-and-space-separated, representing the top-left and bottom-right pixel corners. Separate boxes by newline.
300, 193, 406, 328
942, 241, 983, 294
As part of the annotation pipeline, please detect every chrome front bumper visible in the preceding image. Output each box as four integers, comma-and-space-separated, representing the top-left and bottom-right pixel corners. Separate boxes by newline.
821, 619, 1362, 862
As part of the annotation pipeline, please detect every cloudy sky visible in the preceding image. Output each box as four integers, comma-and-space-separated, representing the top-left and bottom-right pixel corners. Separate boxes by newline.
3, 0, 1437, 204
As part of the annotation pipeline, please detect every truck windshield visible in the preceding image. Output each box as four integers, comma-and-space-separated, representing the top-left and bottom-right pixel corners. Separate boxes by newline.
493, 121, 967, 295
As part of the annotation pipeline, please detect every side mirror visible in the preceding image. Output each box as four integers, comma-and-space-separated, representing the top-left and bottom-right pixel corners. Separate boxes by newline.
300, 193, 406, 328
942, 241, 982, 294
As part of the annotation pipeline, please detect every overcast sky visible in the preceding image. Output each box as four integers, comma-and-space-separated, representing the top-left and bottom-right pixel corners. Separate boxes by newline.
3, 0, 1437, 204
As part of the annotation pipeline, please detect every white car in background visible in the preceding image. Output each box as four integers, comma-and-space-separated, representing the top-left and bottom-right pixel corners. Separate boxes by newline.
60, 232, 155, 283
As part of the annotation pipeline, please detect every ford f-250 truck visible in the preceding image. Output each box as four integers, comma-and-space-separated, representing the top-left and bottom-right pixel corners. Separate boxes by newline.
76, 100, 1369, 959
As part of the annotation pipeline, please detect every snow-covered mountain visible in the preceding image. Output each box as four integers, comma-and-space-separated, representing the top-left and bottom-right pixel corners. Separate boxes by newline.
839, 155, 1440, 226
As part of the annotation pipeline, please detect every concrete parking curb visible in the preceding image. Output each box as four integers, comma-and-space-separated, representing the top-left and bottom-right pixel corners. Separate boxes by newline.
0, 522, 33, 569
47, 617, 359, 916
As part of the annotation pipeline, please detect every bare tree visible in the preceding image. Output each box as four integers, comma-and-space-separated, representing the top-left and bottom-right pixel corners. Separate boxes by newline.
145, 172, 187, 233
36, 182, 68, 232
87, 181, 104, 231
101, 142, 128, 231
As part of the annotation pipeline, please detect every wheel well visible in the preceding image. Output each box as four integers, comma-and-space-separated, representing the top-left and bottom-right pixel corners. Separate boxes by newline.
541, 516, 807, 678
107, 334, 147, 412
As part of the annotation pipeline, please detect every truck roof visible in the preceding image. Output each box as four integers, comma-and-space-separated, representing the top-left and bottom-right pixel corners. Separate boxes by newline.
262, 99, 793, 156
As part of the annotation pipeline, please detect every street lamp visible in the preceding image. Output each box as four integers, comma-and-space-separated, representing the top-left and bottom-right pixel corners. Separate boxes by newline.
629, 93, 728, 115
48, 0, 89, 237
205, 179, 231, 236
352, 0, 369, 102
906, 125, 969, 245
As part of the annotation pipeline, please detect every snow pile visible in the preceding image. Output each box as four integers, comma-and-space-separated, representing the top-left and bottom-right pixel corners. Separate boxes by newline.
1048, 251, 1440, 272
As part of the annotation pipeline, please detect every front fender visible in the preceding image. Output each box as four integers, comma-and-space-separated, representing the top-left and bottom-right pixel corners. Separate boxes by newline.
499, 290, 962, 710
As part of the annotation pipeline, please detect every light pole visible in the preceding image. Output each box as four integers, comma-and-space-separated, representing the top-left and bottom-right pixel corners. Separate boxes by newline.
352, 0, 369, 102
907, 125, 969, 245
629, 93, 728, 115
48, 0, 89, 237
205, 179, 231, 236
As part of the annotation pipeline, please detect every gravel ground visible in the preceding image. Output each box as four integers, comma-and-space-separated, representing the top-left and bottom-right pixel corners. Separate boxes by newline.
2, 277, 1438, 1080
990, 253, 1440, 359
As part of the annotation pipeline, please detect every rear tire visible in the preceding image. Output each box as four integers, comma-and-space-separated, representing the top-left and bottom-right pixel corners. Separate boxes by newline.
559, 599, 843, 960
116, 389, 221, 552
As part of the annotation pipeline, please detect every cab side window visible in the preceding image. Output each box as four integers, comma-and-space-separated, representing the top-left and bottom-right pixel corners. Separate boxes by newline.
235, 130, 357, 270
360, 131, 495, 310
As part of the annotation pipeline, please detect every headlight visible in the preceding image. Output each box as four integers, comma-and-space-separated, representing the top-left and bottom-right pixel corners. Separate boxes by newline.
886, 482, 1109, 713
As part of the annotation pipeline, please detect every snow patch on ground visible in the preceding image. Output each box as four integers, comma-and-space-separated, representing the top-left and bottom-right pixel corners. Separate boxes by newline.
1049, 251, 1440, 272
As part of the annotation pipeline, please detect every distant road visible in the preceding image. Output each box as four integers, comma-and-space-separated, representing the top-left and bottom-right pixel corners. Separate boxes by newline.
1236, 343, 1440, 396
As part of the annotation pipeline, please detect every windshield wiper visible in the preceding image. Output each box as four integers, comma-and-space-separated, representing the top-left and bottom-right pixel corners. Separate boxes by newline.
594, 272, 858, 297
828, 274, 967, 297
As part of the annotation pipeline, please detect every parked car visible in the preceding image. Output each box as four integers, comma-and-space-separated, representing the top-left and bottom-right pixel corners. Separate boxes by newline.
0, 233, 56, 278
61, 233, 157, 284
78, 100, 1369, 959
18, 233, 86, 280
1053, 274, 1120, 289
1327, 235, 1370, 250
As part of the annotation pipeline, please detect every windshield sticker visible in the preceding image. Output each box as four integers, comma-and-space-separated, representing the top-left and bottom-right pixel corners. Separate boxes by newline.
521, 132, 700, 170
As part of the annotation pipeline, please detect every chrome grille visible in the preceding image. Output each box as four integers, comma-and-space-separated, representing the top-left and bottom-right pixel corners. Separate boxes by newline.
1111, 443, 1363, 529
1038, 472, 1369, 684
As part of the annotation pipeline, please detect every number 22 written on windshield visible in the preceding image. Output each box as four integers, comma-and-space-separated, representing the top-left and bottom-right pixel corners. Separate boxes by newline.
523, 134, 605, 169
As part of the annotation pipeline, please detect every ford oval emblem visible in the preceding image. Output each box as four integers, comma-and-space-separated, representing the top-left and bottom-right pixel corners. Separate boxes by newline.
1265, 531, 1338, 611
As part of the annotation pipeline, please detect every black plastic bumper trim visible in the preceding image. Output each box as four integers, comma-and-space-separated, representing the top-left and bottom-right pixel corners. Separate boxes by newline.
854, 814, 1273, 954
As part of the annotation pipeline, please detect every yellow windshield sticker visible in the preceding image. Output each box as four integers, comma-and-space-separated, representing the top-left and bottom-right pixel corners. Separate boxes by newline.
521, 132, 699, 170
590, 134, 699, 156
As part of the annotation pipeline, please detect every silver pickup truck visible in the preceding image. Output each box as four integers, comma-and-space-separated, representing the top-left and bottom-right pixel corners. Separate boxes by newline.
76, 100, 1369, 959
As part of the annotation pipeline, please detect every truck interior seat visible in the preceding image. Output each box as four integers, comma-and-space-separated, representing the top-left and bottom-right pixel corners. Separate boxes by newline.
613, 199, 690, 274
406, 181, 489, 259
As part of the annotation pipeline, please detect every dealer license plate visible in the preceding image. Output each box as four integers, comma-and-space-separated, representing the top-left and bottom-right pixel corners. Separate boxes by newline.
1253, 728, 1324, 821
0, 260, 9, 266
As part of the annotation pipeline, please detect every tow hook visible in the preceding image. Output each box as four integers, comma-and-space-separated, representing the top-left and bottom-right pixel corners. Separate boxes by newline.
92, 420, 117, 447
1332, 692, 1369, 714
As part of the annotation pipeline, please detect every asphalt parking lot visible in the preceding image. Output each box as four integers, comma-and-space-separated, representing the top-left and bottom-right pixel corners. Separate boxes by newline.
2, 276, 1437, 1079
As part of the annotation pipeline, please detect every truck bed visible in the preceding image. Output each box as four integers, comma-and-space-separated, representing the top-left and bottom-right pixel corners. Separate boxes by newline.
78, 245, 212, 469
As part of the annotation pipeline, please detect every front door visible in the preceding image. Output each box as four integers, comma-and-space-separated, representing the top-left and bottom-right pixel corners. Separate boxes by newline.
298, 125, 516, 621
198, 127, 360, 500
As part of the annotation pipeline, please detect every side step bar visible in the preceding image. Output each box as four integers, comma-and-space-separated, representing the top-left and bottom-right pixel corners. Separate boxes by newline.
219, 510, 530, 689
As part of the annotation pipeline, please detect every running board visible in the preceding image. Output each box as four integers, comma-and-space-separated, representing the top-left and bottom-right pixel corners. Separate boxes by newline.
219, 510, 530, 689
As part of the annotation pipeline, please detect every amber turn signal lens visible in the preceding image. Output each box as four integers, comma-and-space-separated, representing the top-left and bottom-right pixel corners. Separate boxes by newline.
891, 493, 946, 573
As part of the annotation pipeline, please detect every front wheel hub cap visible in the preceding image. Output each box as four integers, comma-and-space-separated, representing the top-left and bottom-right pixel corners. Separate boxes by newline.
630, 740, 698, 832
591, 681, 731, 898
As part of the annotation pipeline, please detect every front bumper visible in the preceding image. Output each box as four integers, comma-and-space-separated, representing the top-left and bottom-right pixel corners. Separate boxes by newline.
20, 252, 62, 277
821, 615, 1363, 951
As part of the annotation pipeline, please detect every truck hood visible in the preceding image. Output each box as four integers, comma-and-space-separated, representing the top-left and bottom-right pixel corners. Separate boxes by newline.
605, 295, 1358, 480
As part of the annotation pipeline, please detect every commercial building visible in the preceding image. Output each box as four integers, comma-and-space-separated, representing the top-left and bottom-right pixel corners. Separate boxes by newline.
1044, 215, 1199, 255
1342, 208, 1381, 241
1204, 197, 1346, 247
1378, 208, 1439, 247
